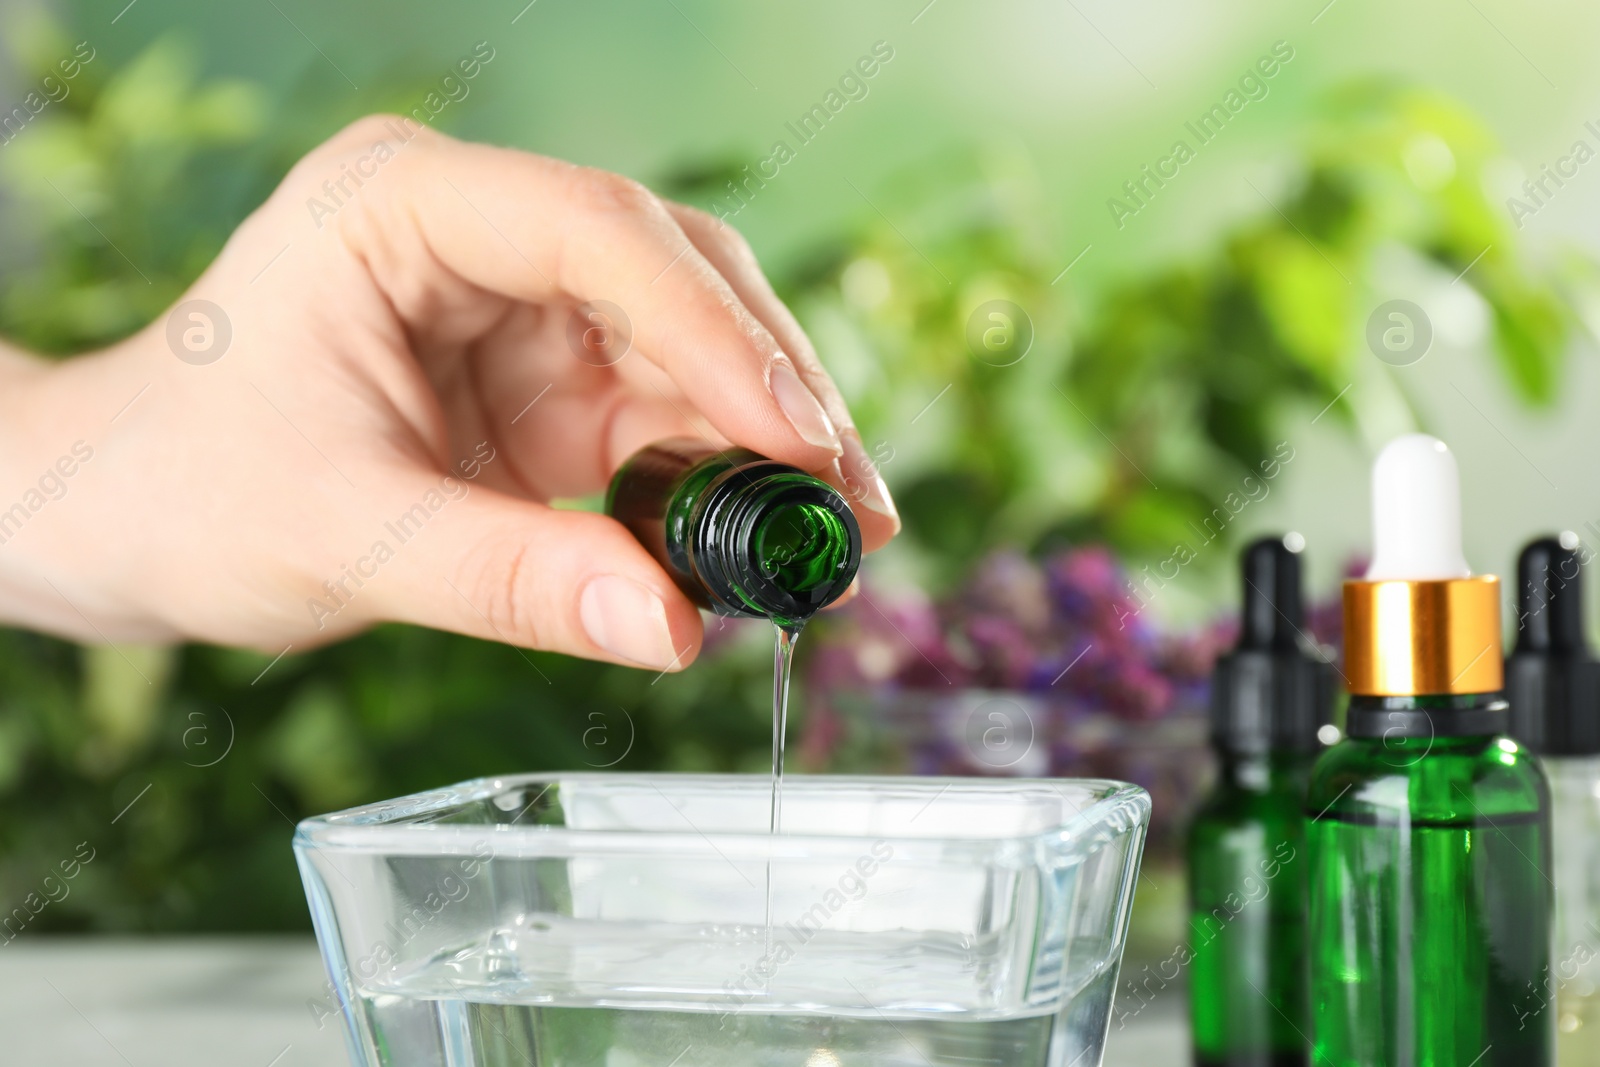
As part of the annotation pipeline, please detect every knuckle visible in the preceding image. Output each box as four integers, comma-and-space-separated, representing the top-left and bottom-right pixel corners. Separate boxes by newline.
333, 113, 405, 149
584, 169, 663, 220
713, 216, 757, 261
678, 203, 756, 263
673, 202, 719, 231
276, 114, 421, 217
320, 115, 426, 173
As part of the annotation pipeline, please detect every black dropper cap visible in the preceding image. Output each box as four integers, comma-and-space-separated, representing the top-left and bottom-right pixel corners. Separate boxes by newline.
1210, 535, 1335, 753
1506, 534, 1600, 755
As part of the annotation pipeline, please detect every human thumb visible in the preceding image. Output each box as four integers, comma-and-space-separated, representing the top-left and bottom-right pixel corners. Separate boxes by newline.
367, 476, 703, 671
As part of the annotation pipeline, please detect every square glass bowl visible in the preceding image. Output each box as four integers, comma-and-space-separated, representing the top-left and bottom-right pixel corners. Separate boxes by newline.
295, 773, 1150, 1067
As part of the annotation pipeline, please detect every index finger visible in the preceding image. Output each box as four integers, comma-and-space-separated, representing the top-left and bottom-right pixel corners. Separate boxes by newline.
306, 118, 844, 474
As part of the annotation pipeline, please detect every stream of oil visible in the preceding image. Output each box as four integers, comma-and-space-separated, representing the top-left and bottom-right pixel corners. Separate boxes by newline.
764, 622, 801, 930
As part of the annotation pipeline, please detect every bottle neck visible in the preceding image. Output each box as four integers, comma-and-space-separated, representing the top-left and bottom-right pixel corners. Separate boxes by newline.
1212, 747, 1313, 792
1209, 648, 1331, 753
689, 466, 860, 625
1506, 651, 1600, 757
1344, 691, 1509, 740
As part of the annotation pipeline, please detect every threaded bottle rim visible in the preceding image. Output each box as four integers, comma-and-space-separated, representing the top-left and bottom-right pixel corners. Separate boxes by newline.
692, 463, 861, 624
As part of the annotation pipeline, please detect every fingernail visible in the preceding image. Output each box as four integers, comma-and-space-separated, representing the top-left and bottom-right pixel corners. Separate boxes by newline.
770, 360, 840, 454
580, 576, 679, 669
841, 431, 899, 526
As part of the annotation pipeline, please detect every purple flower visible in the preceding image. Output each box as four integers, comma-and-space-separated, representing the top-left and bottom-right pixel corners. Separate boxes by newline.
795, 542, 1361, 847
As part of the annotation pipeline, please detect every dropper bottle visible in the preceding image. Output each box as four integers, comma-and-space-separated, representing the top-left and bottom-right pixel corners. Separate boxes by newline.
1506, 534, 1600, 1058
1187, 535, 1333, 1067
1307, 435, 1552, 1065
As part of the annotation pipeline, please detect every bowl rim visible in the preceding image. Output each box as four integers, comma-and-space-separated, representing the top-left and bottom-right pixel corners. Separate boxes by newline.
292, 772, 1151, 865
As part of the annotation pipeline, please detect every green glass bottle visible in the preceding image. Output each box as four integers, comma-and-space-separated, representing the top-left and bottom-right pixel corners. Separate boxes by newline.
605, 438, 861, 627
1505, 535, 1600, 1060
1188, 536, 1333, 1067
1309, 714, 1551, 1065
1307, 434, 1552, 1067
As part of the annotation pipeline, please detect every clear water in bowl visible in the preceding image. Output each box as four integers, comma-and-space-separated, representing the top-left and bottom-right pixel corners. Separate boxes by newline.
297, 774, 1149, 1067
357, 932, 1103, 1066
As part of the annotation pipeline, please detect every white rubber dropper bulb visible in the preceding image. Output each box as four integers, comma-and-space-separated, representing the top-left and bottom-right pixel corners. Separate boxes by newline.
1363, 434, 1472, 581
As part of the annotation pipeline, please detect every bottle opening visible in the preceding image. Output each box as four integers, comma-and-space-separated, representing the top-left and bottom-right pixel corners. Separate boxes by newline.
757, 501, 854, 598
696, 469, 862, 624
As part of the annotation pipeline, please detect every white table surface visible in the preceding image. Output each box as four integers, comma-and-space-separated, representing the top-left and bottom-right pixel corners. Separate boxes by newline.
2, 939, 1186, 1066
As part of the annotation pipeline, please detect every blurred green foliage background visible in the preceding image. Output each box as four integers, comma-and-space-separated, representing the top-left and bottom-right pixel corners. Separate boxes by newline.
0, 1, 1591, 930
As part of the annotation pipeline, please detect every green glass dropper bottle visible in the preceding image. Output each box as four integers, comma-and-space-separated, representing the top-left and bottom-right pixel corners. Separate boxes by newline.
1506, 534, 1600, 1055
605, 438, 862, 628
1307, 435, 1552, 1066
1188, 534, 1333, 1067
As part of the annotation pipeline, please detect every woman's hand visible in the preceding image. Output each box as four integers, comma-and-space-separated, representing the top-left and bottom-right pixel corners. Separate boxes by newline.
0, 116, 898, 670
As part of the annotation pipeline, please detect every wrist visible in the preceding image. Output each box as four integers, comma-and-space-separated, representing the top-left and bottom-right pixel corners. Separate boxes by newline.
0, 349, 58, 627
0, 339, 174, 641
0, 344, 69, 512
0, 341, 53, 406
